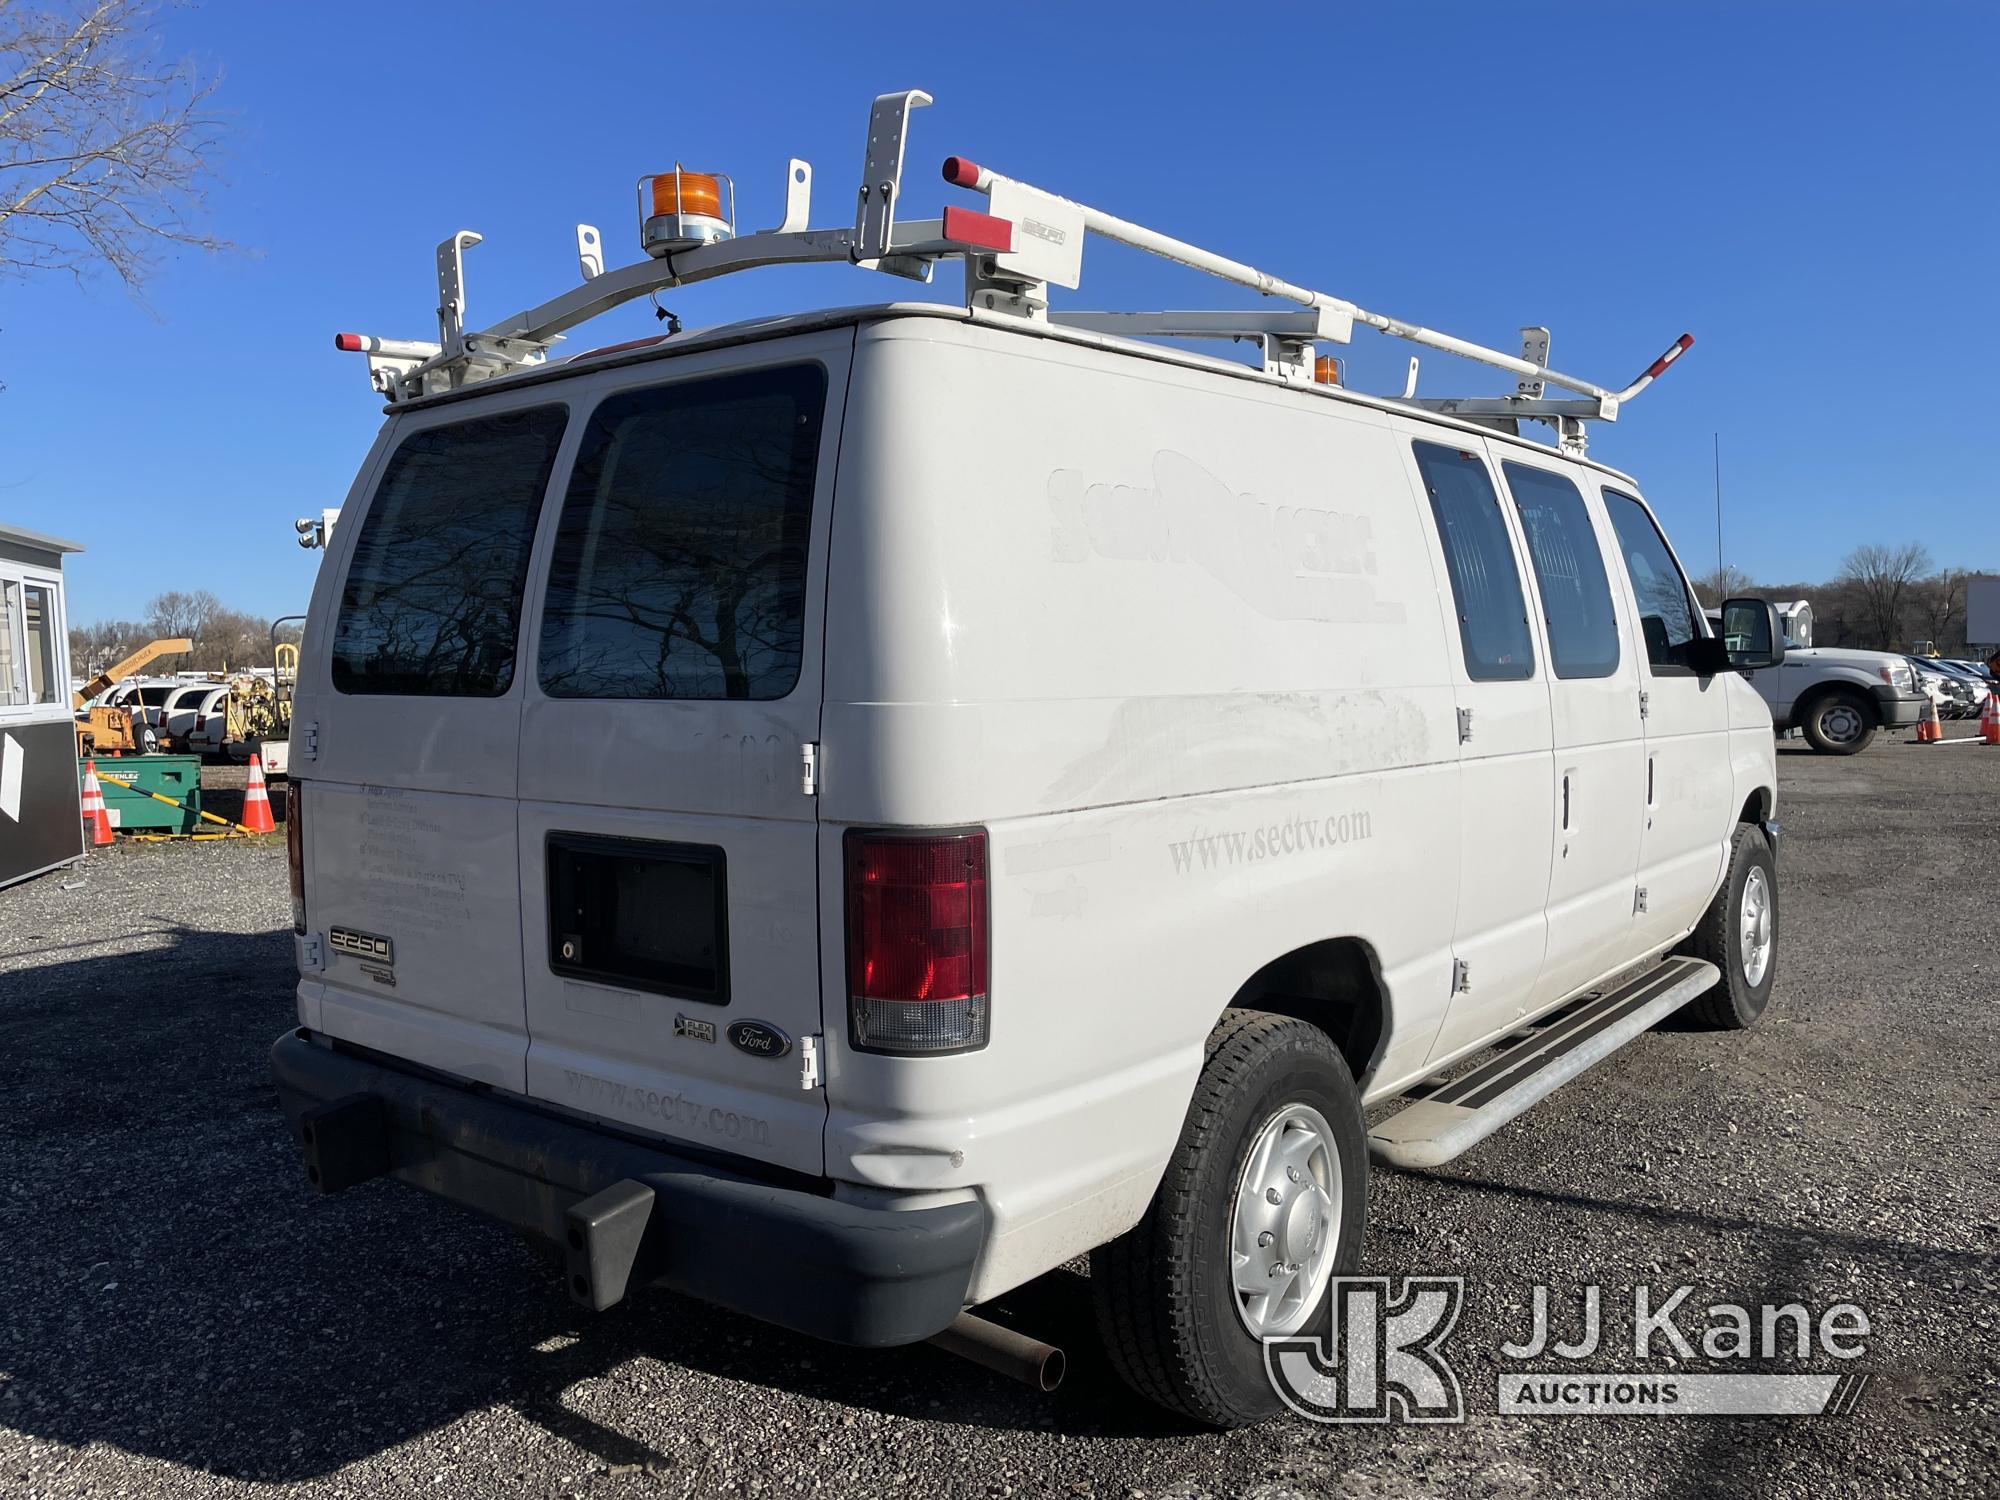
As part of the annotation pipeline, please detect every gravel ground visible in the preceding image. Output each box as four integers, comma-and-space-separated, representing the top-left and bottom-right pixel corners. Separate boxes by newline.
1, 738, 1995, 1498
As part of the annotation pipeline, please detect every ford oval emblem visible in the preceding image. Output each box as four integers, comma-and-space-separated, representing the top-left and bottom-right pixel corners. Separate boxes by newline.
727, 1020, 792, 1059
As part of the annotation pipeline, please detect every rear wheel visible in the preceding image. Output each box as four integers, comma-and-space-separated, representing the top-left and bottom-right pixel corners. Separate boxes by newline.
1092, 1009, 1367, 1427
1800, 689, 1875, 754
1680, 824, 1778, 1028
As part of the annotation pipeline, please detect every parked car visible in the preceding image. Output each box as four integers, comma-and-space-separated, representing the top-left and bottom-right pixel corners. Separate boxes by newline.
168, 684, 232, 753
270, 100, 1785, 1428
157, 682, 228, 748
100, 676, 178, 713
99, 678, 184, 753
1928, 659, 1992, 714
1909, 657, 1974, 718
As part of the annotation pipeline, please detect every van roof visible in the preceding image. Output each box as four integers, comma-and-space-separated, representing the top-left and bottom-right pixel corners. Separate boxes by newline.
392, 300, 1645, 489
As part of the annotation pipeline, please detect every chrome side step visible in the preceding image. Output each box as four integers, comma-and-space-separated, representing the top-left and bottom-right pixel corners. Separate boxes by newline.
1368, 955, 1720, 1170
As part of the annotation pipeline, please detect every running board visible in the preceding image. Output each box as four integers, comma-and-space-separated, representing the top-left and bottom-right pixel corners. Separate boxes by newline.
1369, 956, 1719, 1170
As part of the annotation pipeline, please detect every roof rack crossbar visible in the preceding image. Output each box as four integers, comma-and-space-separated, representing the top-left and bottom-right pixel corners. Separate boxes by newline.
945, 155, 1693, 428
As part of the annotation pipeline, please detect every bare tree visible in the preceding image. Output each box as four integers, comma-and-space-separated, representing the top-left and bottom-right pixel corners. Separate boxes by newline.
0, 0, 227, 292
145, 585, 218, 639
72, 596, 295, 675
1910, 569, 1968, 652
1836, 542, 1933, 650
1693, 564, 1756, 608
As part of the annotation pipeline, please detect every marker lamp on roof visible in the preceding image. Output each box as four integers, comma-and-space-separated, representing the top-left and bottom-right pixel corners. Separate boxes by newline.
639, 166, 734, 257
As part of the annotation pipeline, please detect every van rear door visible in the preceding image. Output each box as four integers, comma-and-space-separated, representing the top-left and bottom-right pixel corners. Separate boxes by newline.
302, 395, 571, 1091
513, 339, 848, 1177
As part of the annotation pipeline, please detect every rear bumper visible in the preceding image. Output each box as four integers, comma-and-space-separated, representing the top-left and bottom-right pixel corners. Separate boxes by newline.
269, 1029, 983, 1347
1872, 687, 1926, 727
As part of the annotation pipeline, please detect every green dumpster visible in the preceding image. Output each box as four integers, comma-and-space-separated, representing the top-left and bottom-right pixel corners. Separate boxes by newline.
83, 755, 202, 834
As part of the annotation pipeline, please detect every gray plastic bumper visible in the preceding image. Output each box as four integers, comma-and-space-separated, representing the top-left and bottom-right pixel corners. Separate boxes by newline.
270, 1029, 982, 1347
1872, 686, 1926, 727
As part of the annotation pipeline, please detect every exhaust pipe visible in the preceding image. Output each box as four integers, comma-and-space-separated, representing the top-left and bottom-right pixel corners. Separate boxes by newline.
928, 1311, 1065, 1392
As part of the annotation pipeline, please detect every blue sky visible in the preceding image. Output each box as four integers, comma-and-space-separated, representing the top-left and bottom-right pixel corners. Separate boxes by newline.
5, 2, 1996, 624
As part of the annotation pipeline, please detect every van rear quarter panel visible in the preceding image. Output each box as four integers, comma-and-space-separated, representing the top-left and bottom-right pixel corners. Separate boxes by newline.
821, 318, 1462, 1298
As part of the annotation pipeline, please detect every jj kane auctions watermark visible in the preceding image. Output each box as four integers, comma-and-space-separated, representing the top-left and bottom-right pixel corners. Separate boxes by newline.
1265, 1278, 1873, 1422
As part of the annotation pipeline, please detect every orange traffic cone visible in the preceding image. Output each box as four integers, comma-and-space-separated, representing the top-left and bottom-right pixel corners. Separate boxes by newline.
1982, 694, 2000, 746
241, 754, 276, 834
1917, 696, 1942, 744
80, 759, 114, 847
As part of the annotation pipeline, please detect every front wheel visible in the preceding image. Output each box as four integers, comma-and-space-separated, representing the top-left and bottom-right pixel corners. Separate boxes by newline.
1680, 824, 1778, 1028
1800, 689, 1875, 754
1092, 1010, 1367, 1427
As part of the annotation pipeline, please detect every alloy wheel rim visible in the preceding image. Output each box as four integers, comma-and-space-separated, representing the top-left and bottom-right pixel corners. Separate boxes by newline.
1229, 1103, 1342, 1338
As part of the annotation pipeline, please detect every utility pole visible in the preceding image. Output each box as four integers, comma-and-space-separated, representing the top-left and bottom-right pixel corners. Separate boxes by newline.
1713, 432, 1724, 594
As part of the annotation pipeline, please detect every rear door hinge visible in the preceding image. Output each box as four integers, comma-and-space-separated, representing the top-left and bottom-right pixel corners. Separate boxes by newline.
1634, 886, 1649, 914
1451, 957, 1471, 994
799, 1034, 821, 1090
800, 741, 820, 796
1638, 690, 1651, 721
303, 720, 320, 760
300, 931, 325, 971
1456, 707, 1474, 744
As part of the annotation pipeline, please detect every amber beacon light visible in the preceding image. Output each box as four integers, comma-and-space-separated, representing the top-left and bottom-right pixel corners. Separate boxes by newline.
639, 165, 734, 256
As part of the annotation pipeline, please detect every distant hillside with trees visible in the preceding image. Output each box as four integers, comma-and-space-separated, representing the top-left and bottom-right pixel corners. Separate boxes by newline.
1693, 546, 1995, 654
69, 591, 302, 678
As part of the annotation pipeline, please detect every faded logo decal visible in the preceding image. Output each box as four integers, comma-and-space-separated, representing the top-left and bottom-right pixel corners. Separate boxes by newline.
1047, 451, 1406, 624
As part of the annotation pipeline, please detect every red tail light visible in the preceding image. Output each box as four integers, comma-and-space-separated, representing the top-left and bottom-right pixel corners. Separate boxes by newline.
286, 781, 306, 934
845, 829, 989, 1055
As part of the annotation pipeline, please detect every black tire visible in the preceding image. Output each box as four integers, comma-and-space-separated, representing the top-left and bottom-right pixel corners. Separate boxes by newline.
1679, 824, 1778, 1029
1799, 688, 1876, 755
1091, 1009, 1367, 1427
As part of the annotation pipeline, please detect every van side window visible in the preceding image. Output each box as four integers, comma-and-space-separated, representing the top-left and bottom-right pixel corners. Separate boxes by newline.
1500, 463, 1620, 679
1412, 443, 1535, 681
539, 364, 825, 701
1601, 490, 1701, 672
332, 405, 568, 697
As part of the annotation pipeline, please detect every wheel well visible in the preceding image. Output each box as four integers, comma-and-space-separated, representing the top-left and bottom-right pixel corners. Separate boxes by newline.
1794, 680, 1876, 725
1225, 937, 1387, 1084
1738, 788, 1772, 824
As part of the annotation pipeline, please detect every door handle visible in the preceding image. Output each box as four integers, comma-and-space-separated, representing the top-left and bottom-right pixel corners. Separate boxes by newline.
1561, 773, 1571, 830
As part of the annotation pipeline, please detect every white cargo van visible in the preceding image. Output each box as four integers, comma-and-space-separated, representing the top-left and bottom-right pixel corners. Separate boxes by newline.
274, 92, 1786, 1425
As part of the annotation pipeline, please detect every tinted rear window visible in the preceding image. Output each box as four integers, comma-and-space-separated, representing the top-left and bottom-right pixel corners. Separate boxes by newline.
539, 365, 826, 701
332, 405, 568, 696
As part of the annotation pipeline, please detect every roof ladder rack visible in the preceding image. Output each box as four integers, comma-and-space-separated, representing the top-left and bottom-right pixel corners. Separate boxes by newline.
332, 88, 1694, 453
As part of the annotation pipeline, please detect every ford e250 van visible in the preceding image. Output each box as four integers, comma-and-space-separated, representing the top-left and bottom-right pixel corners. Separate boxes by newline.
272, 90, 1787, 1425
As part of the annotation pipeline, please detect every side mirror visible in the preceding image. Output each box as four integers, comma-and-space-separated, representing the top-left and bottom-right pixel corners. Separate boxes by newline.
1686, 634, 1730, 676
1720, 597, 1786, 671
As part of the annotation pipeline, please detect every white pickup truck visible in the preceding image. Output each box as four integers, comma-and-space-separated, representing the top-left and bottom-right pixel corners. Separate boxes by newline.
1712, 615, 1926, 753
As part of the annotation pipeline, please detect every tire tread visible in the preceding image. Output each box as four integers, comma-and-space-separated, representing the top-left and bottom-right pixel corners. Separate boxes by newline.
1681, 825, 1775, 1028
1092, 1009, 1350, 1425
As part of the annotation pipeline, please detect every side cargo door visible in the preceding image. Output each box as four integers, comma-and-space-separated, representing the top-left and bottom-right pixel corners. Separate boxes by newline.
1495, 456, 1646, 1004
514, 337, 850, 1178
1398, 431, 1555, 1064
1597, 487, 1733, 951
297, 395, 572, 1091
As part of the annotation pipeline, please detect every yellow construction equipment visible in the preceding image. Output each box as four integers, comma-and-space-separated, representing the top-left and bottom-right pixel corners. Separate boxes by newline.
72, 637, 192, 756
72, 638, 193, 707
